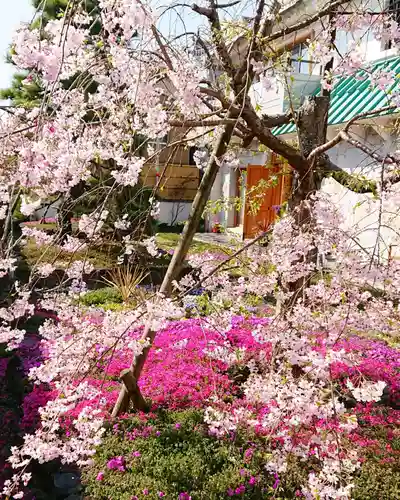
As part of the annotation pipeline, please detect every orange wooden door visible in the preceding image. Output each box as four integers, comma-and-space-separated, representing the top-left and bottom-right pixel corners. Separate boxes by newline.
243, 159, 291, 239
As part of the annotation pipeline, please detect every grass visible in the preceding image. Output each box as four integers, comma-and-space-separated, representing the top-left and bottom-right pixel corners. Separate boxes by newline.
21, 222, 58, 231
20, 230, 232, 272
21, 238, 122, 269
156, 232, 231, 255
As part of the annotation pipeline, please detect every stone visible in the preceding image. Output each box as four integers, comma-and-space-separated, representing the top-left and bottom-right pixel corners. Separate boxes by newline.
53, 472, 80, 492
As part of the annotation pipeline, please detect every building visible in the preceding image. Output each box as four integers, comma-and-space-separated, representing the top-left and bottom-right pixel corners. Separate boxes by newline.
140, 130, 199, 226
208, 0, 400, 260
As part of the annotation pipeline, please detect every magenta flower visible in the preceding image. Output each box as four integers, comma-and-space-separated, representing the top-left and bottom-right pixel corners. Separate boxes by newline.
96, 472, 104, 481
235, 484, 246, 495
132, 451, 141, 457
272, 204, 281, 213
272, 473, 280, 490
142, 489, 149, 495
158, 492, 166, 497
248, 476, 256, 486
178, 493, 191, 500
227, 488, 234, 496
175, 423, 181, 429
107, 456, 126, 472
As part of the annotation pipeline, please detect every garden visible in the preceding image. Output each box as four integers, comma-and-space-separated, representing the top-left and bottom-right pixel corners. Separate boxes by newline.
1, 0, 400, 499
1, 210, 400, 499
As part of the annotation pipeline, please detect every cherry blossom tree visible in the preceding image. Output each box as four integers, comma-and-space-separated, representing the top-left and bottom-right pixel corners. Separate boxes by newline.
1, 0, 400, 498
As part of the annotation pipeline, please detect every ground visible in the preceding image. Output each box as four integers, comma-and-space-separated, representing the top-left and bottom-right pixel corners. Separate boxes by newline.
20, 224, 233, 270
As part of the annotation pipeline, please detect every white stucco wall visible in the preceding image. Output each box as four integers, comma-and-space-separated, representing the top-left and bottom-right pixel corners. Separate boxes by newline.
34, 199, 192, 227
33, 200, 60, 220
157, 201, 192, 226
323, 127, 400, 260
250, 80, 285, 115
206, 169, 224, 230
334, 0, 396, 64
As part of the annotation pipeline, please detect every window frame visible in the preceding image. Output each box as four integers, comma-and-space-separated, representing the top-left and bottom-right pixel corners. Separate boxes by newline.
290, 42, 316, 75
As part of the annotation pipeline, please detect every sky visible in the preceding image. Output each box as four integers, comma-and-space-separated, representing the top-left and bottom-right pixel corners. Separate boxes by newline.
0, 0, 33, 90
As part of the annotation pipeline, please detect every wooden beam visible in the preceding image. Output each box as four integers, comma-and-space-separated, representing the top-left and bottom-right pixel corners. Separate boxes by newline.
273, 28, 314, 54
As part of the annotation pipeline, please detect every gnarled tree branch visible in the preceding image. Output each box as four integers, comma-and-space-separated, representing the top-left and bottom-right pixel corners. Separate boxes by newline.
169, 118, 239, 127
308, 105, 398, 160
192, 1, 234, 76
340, 131, 396, 165
262, 110, 293, 128
241, 103, 308, 172
264, 0, 351, 44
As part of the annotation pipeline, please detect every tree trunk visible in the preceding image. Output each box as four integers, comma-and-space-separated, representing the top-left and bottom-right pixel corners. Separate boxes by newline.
111, 121, 236, 417
283, 95, 330, 309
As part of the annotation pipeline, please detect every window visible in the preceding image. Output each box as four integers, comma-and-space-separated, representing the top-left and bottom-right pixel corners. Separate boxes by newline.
290, 43, 315, 75
189, 147, 197, 166
385, 0, 400, 49
388, 0, 400, 23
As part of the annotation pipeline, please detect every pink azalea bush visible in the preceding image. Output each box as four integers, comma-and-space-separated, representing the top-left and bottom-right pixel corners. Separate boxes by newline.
3, 192, 400, 499
3, 310, 399, 498
80, 316, 399, 498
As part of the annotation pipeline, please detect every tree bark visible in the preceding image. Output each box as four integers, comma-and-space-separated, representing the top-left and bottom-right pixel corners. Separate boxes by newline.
283, 96, 330, 309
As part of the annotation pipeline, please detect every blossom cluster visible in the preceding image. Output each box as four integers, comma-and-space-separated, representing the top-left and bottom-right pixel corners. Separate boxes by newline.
1, 1, 400, 499
4, 306, 399, 498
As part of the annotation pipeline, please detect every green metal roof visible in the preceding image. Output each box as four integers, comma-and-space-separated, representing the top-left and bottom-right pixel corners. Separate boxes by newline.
273, 56, 400, 136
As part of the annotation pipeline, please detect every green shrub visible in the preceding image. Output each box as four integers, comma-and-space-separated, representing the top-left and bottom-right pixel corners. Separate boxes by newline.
100, 302, 129, 312
78, 287, 123, 306
155, 223, 185, 234
184, 294, 233, 318
244, 294, 263, 307
83, 410, 400, 500
13, 196, 28, 222
352, 460, 400, 499
83, 410, 284, 500
185, 293, 266, 319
